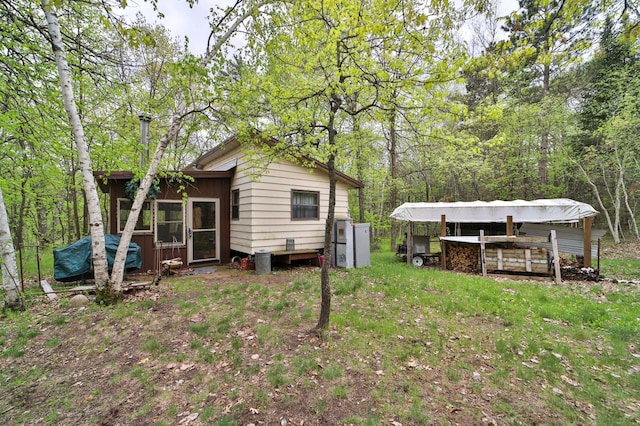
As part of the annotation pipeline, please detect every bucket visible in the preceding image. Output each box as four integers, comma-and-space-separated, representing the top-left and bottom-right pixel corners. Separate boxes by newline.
319, 255, 325, 267
255, 250, 271, 275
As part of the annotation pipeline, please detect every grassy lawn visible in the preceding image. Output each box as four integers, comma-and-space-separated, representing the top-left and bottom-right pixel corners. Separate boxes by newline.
1, 247, 639, 424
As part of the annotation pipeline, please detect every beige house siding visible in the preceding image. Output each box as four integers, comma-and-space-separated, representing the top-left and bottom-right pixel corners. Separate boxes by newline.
202, 144, 352, 254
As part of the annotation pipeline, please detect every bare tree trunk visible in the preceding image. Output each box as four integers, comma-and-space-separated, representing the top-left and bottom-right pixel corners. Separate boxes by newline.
316, 149, 335, 331
0, 186, 22, 311
536, 61, 552, 198
354, 122, 365, 224
109, 118, 181, 290
17, 174, 28, 248
388, 110, 398, 251
573, 158, 620, 243
348, 96, 366, 223
615, 151, 640, 242
376, 180, 386, 239
612, 169, 622, 242
315, 93, 341, 331
42, 0, 111, 302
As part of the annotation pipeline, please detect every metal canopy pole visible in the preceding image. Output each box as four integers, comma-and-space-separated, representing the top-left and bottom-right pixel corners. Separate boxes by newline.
406, 222, 413, 264
583, 217, 593, 268
440, 214, 446, 269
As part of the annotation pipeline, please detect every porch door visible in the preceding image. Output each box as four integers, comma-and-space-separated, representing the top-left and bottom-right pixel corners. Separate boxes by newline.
188, 198, 219, 263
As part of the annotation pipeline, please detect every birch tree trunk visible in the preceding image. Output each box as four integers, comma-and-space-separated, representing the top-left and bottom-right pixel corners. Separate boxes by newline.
109, 3, 261, 291
0, 186, 22, 311
41, 0, 263, 300
573, 158, 620, 243
41, 0, 111, 301
109, 117, 182, 290
615, 150, 640, 242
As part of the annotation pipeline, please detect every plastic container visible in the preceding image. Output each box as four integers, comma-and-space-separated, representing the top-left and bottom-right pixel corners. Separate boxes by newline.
286, 238, 295, 251
240, 257, 254, 270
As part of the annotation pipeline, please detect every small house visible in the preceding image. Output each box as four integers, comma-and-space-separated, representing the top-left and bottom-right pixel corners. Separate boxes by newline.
96, 135, 363, 272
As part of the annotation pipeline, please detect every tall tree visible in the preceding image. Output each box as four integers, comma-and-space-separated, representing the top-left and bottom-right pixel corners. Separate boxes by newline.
569, 19, 640, 242
233, 0, 464, 329
0, 0, 74, 249
0, 185, 21, 310
41, 0, 112, 299
501, 0, 592, 196
41, 0, 266, 303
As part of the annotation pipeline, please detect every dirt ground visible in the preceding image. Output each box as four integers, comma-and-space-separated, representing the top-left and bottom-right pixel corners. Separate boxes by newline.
600, 241, 640, 259
1, 254, 637, 425
3, 266, 389, 425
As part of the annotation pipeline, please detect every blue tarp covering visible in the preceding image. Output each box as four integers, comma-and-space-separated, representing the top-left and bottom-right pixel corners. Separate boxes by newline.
53, 235, 142, 282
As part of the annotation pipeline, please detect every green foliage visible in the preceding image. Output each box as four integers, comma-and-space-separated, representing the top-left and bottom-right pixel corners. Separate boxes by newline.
125, 178, 160, 200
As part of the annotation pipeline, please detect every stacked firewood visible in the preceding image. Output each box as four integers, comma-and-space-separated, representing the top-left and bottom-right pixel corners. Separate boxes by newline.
445, 243, 480, 273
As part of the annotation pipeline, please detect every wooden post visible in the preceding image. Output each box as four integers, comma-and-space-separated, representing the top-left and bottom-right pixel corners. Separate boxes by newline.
583, 216, 593, 268
440, 215, 447, 269
550, 230, 561, 285
480, 230, 487, 277
506, 216, 513, 237
407, 222, 413, 265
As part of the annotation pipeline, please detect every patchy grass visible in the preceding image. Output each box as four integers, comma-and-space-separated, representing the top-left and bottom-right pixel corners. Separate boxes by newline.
600, 258, 640, 280
1, 248, 639, 425
599, 240, 640, 280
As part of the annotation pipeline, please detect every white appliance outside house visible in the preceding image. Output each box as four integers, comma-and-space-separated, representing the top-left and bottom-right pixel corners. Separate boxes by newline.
332, 219, 371, 268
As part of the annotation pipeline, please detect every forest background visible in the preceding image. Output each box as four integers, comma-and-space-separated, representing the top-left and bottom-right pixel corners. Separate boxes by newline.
2, 0, 640, 272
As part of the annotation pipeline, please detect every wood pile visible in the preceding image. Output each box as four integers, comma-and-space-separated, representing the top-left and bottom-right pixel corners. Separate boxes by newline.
445, 243, 479, 273
161, 257, 183, 275
485, 247, 549, 274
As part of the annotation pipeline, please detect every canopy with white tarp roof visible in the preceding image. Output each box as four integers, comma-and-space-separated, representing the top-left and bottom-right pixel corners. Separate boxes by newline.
390, 198, 598, 223
390, 198, 600, 271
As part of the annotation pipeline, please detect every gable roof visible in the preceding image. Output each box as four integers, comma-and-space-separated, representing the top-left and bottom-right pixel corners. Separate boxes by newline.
187, 135, 364, 189
390, 199, 598, 223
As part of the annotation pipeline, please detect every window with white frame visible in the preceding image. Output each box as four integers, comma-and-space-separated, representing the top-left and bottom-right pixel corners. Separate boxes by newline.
155, 200, 185, 246
117, 199, 152, 233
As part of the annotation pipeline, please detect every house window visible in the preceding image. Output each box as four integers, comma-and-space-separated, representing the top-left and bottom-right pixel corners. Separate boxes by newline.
291, 190, 319, 220
117, 199, 151, 233
155, 200, 185, 246
231, 189, 240, 220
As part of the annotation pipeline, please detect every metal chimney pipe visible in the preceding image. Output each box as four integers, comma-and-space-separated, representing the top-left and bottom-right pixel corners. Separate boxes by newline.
139, 113, 152, 167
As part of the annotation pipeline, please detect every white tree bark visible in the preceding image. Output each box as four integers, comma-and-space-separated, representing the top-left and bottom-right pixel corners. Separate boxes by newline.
109, 3, 265, 290
573, 158, 620, 243
41, 0, 110, 291
616, 150, 640, 242
0, 186, 21, 310
109, 116, 182, 290
42, 0, 267, 297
